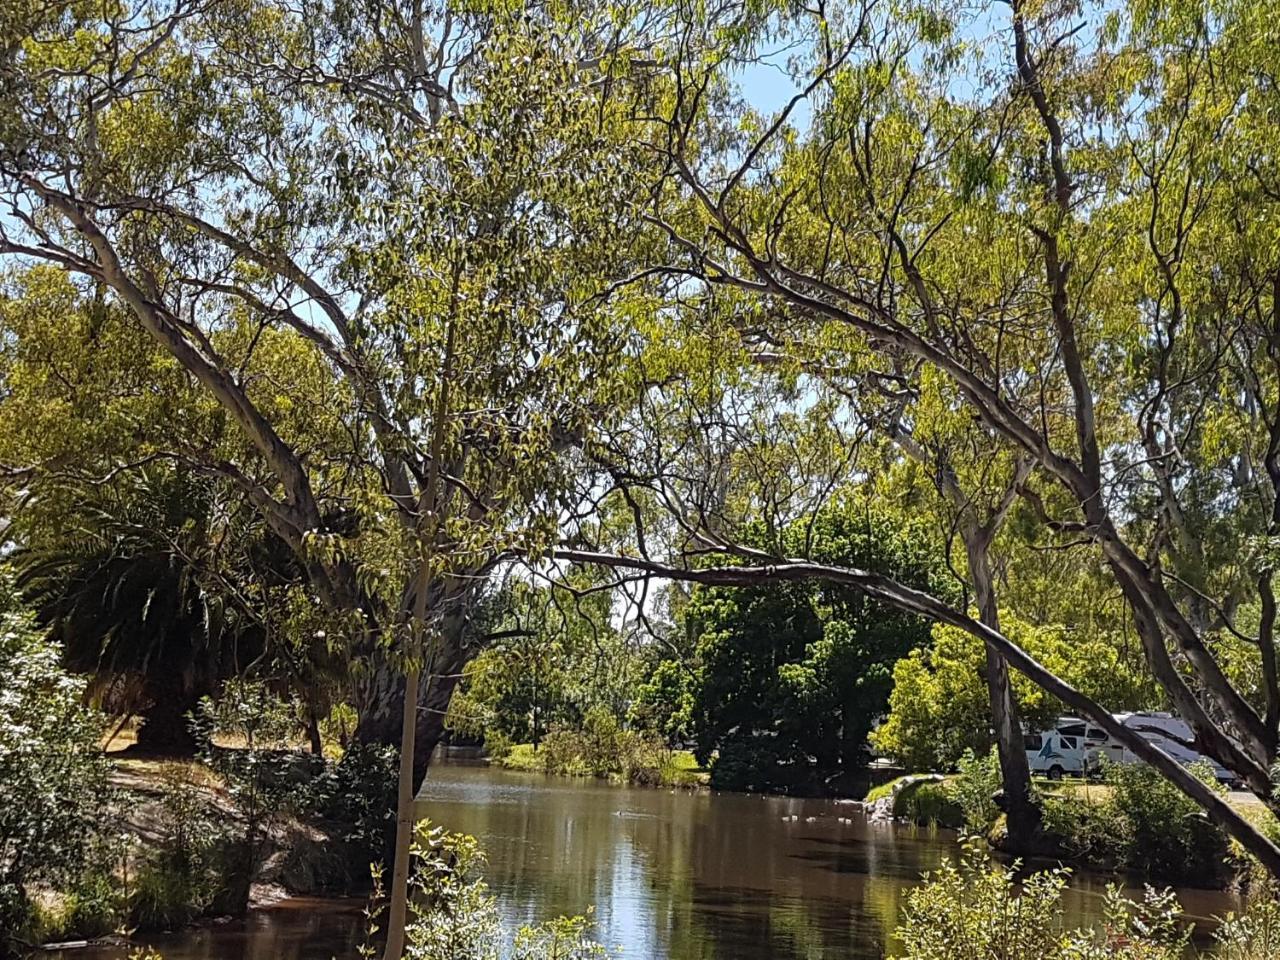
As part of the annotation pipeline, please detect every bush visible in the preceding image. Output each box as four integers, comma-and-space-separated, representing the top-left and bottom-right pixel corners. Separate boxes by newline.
396, 821, 613, 960
1215, 889, 1280, 959
895, 781, 963, 829
296, 743, 398, 862
1037, 761, 1231, 884
894, 836, 1190, 960
0, 602, 112, 946
527, 711, 675, 786
1105, 761, 1230, 884
947, 749, 1002, 833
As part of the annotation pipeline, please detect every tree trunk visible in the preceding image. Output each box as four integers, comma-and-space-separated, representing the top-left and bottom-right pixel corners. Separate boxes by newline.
354, 608, 471, 794
965, 534, 1042, 851
131, 668, 202, 756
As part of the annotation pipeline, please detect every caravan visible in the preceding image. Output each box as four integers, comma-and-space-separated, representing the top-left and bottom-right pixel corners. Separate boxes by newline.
1025, 712, 1237, 784
1024, 718, 1111, 780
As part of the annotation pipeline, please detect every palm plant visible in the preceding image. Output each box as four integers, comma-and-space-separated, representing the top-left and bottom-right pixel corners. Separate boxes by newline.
13, 467, 263, 754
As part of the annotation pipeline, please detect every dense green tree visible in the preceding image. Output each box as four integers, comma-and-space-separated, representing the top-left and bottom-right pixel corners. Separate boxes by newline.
673, 498, 950, 792
872, 618, 1158, 773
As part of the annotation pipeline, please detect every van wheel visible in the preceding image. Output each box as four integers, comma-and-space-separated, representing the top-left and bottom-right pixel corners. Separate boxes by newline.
1048, 765, 1065, 782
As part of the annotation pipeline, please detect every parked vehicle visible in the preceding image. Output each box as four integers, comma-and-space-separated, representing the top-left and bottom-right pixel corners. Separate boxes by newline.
1024, 717, 1109, 780
1095, 712, 1235, 784
1025, 712, 1237, 784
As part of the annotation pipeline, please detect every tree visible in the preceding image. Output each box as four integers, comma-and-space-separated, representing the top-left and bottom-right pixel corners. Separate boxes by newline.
12, 466, 264, 754
447, 578, 638, 749
672, 498, 947, 791
552, 0, 1280, 873
872, 618, 1157, 773
0, 2, 660, 952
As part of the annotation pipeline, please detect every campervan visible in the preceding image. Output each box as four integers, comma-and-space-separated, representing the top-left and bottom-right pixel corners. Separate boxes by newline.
1025, 712, 1237, 784
1024, 717, 1110, 780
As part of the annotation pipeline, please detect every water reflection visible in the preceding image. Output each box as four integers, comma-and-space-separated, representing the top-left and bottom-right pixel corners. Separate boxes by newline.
55, 763, 1244, 959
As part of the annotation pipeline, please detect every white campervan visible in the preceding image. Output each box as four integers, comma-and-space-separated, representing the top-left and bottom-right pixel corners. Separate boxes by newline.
1024, 717, 1112, 780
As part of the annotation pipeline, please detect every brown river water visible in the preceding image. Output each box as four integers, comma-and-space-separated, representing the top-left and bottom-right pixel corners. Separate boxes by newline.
51, 763, 1244, 959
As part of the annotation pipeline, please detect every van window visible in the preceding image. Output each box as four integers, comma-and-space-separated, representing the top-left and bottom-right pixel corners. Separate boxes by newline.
1059, 736, 1078, 750
1058, 723, 1086, 737
1087, 728, 1107, 741
1024, 734, 1043, 751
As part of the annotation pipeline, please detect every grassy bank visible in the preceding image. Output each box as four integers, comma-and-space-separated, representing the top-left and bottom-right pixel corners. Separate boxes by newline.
494, 743, 709, 788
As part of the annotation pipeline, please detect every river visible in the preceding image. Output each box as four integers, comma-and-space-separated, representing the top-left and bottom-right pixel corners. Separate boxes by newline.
56, 763, 1244, 959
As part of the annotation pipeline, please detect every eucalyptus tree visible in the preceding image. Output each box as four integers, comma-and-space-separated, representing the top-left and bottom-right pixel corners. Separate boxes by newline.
555, 0, 1280, 874
0, 2, 661, 950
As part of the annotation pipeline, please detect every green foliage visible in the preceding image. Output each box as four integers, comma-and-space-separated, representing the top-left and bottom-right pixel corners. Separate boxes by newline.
193, 679, 305, 913
1215, 890, 1280, 959
12, 467, 267, 753
1041, 762, 1231, 884
893, 838, 1190, 960
296, 744, 399, 861
1106, 762, 1231, 884
895, 781, 963, 830
448, 581, 644, 751
401, 822, 613, 960
872, 619, 1154, 772
947, 749, 1002, 834
0, 591, 111, 944
524, 708, 677, 787
675, 498, 950, 792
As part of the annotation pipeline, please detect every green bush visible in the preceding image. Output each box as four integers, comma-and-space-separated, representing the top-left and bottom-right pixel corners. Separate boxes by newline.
1215, 889, 1280, 959
0, 601, 112, 947
947, 749, 1002, 833
296, 743, 398, 861
895, 781, 963, 828
1107, 762, 1229, 884
1038, 761, 1231, 884
527, 711, 675, 786
894, 837, 1190, 959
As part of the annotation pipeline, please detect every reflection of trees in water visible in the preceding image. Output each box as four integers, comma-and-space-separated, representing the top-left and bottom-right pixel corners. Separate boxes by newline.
416, 770, 1241, 960
422, 774, 947, 959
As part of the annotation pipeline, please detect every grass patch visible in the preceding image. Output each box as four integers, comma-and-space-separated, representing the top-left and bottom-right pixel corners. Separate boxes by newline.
895, 780, 964, 828
493, 744, 708, 787
863, 774, 921, 804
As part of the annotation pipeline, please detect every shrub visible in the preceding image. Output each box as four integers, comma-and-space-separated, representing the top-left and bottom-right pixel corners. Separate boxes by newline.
401, 822, 612, 960
1105, 761, 1230, 884
894, 837, 1189, 960
1215, 890, 1280, 959
296, 743, 398, 862
128, 767, 228, 930
947, 748, 1002, 833
0, 602, 111, 946
895, 781, 963, 829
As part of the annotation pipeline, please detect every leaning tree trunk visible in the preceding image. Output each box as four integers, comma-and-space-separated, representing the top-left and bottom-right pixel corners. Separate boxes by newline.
966, 535, 1042, 851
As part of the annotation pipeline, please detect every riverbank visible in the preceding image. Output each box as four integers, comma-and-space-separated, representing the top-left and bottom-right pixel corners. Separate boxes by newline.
490, 742, 711, 788
25, 752, 381, 952
862, 768, 1280, 890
